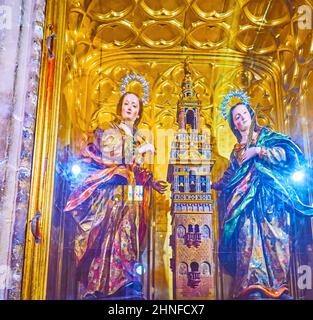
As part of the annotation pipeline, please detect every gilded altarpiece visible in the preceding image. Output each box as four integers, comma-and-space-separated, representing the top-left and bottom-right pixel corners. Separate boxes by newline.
22, 0, 313, 300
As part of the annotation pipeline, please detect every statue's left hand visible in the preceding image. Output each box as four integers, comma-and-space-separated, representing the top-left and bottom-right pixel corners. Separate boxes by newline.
152, 180, 167, 194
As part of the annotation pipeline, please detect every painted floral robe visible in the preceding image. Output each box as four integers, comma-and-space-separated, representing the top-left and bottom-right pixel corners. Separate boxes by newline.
64, 120, 152, 298
214, 127, 313, 298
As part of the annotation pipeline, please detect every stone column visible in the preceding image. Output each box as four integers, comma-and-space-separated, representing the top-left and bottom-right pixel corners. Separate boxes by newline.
0, 0, 46, 300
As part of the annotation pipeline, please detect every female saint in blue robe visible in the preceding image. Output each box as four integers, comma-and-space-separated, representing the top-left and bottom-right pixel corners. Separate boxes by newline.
212, 93, 313, 299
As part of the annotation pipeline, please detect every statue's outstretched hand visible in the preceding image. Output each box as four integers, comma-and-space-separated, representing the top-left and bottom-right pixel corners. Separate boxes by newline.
137, 143, 155, 154
152, 180, 167, 194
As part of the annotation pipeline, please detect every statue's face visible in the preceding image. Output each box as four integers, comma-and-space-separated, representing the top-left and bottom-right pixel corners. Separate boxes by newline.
121, 93, 140, 123
232, 104, 252, 132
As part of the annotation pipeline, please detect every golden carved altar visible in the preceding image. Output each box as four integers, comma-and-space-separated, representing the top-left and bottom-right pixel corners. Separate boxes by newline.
22, 0, 313, 299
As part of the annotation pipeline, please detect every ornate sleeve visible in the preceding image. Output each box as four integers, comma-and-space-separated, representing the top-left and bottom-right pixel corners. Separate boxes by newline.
212, 151, 237, 191
81, 125, 123, 166
258, 146, 287, 165
134, 166, 153, 186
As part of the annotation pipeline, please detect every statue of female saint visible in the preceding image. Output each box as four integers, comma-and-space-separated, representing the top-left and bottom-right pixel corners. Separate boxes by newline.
64, 77, 167, 299
212, 89, 313, 300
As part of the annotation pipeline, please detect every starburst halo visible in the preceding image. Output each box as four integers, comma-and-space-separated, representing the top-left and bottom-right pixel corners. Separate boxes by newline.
120, 73, 150, 105
220, 89, 250, 120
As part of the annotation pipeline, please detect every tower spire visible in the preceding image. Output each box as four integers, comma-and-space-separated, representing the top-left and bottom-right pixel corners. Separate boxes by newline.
177, 58, 201, 131
167, 58, 215, 300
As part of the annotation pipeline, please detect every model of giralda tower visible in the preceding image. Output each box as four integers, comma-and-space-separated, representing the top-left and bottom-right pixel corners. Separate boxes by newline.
167, 59, 215, 299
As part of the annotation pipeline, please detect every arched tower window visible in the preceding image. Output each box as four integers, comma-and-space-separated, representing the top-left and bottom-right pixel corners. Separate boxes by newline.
202, 225, 211, 239
200, 262, 211, 276
186, 109, 194, 129
176, 225, 186, 238
190, 262, 199, 272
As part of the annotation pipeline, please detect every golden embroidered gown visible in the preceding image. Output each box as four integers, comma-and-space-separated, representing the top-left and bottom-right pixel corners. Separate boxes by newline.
64, 120, 152, 298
